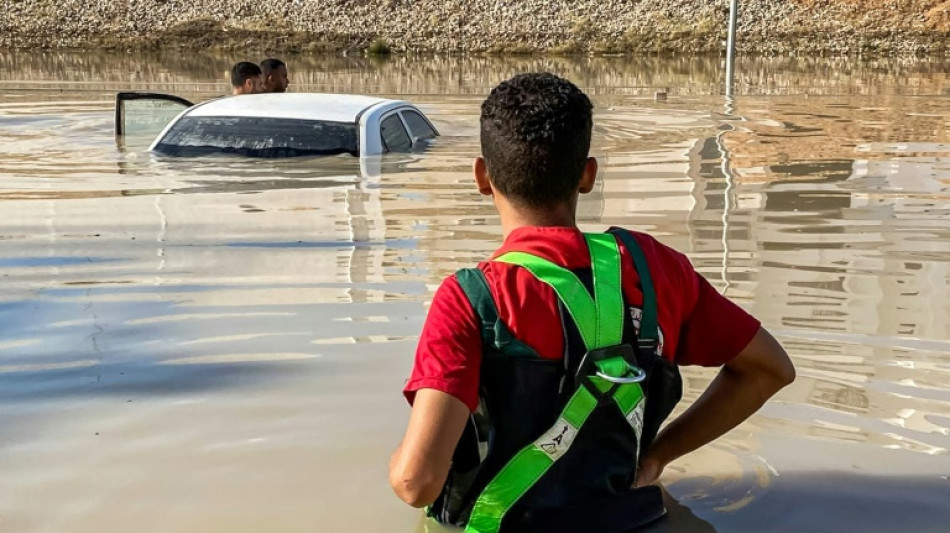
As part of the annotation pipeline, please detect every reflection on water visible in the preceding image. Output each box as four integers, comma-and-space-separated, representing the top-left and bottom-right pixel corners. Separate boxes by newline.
1, 52, 949, 533
3, 52, 950, 100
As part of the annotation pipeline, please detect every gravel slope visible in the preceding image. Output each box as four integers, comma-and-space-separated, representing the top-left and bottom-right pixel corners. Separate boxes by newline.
2, 0, 949, 54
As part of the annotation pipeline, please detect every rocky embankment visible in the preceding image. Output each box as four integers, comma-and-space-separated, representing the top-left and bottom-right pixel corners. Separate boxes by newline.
2, 0, 950, 55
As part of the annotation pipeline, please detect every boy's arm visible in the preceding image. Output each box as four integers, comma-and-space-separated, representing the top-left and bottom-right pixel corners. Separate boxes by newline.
390, 275, 482, 508
389, 388, 470, 507
635, 326, 795, 487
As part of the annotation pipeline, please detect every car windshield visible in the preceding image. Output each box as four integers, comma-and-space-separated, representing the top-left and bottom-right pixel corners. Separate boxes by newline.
153, 116, 359, 158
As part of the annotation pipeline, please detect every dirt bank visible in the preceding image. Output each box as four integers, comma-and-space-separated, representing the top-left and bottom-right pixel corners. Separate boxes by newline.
2, 0, 949, 55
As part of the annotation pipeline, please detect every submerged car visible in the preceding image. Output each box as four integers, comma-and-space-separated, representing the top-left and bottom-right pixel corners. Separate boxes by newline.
115, 92, 439, 158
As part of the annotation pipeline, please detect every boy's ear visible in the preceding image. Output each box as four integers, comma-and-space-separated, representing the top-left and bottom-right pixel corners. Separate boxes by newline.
578, 157, 598, 194
474, 157, 493, 196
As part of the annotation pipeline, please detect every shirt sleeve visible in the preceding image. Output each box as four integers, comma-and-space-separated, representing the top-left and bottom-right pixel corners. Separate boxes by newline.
403, 275, 482, 412
675, 273, 761, 367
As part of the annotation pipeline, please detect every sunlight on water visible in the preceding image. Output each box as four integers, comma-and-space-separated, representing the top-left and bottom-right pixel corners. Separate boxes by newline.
1, 52, 949, 533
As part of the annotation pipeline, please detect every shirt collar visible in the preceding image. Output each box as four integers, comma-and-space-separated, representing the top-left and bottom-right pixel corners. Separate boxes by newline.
490, 226, 592, 269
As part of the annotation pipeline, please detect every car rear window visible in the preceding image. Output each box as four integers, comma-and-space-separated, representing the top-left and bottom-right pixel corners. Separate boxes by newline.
153, 116, 359, 158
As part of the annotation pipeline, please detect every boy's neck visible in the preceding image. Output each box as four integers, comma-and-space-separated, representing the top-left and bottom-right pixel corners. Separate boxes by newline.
497, 197, 578, 238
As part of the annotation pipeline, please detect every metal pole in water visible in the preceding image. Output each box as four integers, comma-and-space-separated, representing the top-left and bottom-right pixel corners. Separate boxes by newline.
725, 0, 739, 97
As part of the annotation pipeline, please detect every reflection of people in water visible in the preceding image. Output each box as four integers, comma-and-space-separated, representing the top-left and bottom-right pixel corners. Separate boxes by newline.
389, 73, 795, 532
260, 58, 289, 93
230, 62, 263, 96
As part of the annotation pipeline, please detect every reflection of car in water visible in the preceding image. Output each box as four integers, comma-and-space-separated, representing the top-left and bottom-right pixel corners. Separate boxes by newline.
115, 92, 439, 158
110, 153, 393, 285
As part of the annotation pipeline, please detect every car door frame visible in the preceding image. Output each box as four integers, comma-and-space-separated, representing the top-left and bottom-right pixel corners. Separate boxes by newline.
115, 92, 194, 136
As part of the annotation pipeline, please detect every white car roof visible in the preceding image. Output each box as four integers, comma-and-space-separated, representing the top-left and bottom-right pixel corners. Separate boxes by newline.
186, 93, 396, 123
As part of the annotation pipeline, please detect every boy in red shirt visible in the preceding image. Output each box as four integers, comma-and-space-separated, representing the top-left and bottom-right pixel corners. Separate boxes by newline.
390, 73, 794, 533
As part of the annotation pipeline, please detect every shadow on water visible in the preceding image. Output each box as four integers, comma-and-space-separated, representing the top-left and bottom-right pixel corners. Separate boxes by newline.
0, 358, 325, 402
666, 472, 950, 533
636, 488, 718, 533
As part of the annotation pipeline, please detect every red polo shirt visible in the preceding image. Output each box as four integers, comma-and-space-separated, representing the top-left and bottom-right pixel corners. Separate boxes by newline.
404, 226, 760, 412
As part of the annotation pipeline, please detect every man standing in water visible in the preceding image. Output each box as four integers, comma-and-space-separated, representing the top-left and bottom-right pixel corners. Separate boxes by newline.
230, 62, 263, 96
260, 58, 289, 93
389, 73, 795, 532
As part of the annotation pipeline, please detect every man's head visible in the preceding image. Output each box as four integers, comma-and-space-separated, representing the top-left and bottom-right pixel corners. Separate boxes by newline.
260, 58, 289, 93
476, 72, 595, 211
231, 62, 263, 95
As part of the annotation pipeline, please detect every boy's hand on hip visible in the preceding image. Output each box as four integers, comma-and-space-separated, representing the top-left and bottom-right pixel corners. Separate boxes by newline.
632, 327, 794, 490
634, 453, 666, 488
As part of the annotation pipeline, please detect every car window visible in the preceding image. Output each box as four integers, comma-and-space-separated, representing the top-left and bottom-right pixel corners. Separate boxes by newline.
401, 110, 436, 141
380, 114, 412, 152
153, 116, 359, 158
116, 92, 193, 138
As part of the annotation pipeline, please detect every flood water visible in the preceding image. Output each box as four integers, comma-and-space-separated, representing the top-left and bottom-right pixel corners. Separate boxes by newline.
1, 52, 949, 533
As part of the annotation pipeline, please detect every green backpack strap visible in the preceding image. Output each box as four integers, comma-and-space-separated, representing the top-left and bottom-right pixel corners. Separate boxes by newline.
608, 228, 659, 351
464, 235, 648, 533
454, 268, 537, 357
465, 372, 645, 533
493, 233, 623, 352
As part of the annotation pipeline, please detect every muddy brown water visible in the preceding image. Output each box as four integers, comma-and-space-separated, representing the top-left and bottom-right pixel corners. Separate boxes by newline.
1, 52, 949, 533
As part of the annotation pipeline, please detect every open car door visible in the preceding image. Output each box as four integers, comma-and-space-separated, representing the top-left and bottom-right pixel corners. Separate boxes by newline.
115, 92, 194, 141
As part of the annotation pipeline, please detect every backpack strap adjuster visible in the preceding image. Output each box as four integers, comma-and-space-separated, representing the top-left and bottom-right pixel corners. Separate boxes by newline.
637, 338, 659, 358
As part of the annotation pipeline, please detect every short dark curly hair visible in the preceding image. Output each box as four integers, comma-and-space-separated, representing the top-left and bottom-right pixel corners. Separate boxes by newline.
480, 72, 593, 208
